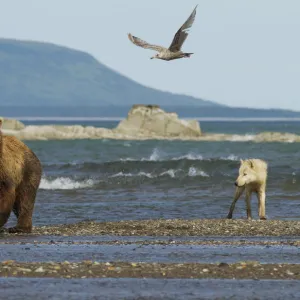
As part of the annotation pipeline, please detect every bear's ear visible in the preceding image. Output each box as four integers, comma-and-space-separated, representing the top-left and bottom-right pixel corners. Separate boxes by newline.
240, 159, 244, 164
249, 160, 254, 168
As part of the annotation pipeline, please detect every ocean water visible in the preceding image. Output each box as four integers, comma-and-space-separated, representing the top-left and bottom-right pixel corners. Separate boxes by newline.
9, 120, 300, 227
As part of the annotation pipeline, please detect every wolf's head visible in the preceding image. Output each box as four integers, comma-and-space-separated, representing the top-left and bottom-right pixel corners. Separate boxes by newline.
235, 159, 257, 187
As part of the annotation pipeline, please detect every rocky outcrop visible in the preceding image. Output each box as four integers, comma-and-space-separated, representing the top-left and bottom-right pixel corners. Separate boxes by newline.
114, 105, 201, 138
11, 125, 113, 140
0, 117, 25, 130
3, 108, 300, 143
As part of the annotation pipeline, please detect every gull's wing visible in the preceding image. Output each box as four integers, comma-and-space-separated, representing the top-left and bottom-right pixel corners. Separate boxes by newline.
128, 33, 167, 52
168, 5, 197, 52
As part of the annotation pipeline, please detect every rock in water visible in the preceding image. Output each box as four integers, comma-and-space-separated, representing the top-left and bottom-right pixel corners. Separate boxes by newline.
115, 105, 201, 138
0, 117, 25, 130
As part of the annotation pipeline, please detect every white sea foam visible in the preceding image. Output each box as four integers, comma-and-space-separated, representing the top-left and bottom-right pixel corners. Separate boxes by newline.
159, 169, 178, 178
221, 154, 239, 161
40, 177, 95, 190
188, 167, 209, 177
120, 152, 237, 163
110, 172, 133, 177
142, 148, 161, 161
120, 157, 136, 162
121, 149, 203, 162
172, 153, 203, 161
110, 171, 153, 178
109, 168, 209, 179
121, 148, 164, 162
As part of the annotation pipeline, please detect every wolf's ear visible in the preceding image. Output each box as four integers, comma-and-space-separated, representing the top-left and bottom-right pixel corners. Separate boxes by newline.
249, 160, 254, 168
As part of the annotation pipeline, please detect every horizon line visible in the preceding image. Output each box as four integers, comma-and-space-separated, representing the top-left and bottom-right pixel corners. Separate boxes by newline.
11, 116, 300, 122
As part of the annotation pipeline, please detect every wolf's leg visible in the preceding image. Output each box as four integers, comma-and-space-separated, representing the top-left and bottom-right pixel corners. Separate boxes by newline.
245, 189, 252, 220
257, 190, 266, 220
257, 192, 261, 217
227, 186, 245, 219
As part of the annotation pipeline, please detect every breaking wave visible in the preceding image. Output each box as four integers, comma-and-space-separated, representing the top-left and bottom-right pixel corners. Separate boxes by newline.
109, 167, 209, 179
120, 148, 238, 163
221, 154, 239, 161
188, 167, 209, 177
40, 177, 95, 190
172, 154, 204, 161
120, 148, 204, 162
111, 171, 154, 178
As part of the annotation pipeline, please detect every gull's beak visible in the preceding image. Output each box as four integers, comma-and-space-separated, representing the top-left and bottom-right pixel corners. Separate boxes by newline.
150, 56, 155, 59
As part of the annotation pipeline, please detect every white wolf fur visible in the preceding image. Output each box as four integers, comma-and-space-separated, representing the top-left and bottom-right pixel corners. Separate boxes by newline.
227, 159, 268, 220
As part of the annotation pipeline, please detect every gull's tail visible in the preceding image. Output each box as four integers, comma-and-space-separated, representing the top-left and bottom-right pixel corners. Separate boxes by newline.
184, 53, 194, 58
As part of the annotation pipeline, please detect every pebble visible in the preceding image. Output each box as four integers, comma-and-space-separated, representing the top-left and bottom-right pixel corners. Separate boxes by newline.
17, 268, 32, 273
218, 262, 229, 267
286, 270, 294, 276
34, 267, 45, 273
2, 260, 15, 265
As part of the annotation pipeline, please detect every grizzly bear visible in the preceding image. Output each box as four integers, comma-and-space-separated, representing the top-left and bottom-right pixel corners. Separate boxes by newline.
0, 119, 42, 233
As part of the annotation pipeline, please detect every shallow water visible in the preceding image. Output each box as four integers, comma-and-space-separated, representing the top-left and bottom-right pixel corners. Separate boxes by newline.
1, 277, 299, 300
3, 120, 300, 299
6, 120, 300, 227
0, 238, 299, 264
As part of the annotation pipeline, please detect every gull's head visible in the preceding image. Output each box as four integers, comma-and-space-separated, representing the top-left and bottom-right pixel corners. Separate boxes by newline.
150, 53, 159, 60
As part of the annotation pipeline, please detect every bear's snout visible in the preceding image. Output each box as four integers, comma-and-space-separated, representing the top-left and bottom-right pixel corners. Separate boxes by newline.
234, 182, 238, 186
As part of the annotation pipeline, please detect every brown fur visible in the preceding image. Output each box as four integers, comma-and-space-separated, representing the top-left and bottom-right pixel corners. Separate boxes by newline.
0, 121, 42, 233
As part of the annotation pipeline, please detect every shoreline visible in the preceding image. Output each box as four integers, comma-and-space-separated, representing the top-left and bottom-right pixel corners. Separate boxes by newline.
1, 219, 299, 281
0, 261, 299, 280
3, 219, 300, 237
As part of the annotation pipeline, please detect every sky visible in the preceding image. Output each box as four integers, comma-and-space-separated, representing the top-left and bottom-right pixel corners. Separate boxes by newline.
0, 0, 300, 110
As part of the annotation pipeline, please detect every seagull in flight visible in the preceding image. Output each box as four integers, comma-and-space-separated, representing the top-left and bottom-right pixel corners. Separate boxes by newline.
128, 5, 198, 61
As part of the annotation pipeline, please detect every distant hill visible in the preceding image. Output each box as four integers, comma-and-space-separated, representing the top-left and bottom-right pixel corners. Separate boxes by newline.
0, 38, 217, 107
1, 38, 300, 118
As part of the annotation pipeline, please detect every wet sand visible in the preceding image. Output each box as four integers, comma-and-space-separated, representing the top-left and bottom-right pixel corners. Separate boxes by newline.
1, 219, 300, 299
0, 261, 299, 280
29, 219, 300, 236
